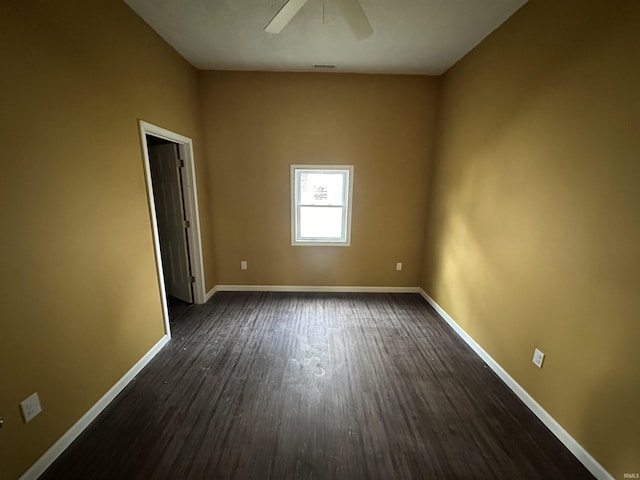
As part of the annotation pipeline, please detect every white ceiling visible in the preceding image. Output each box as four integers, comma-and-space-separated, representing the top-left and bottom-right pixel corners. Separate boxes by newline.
123, 0, 527, 75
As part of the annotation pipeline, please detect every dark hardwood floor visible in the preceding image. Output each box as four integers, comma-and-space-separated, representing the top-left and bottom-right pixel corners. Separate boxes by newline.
40, 292, 594, 479
167, 295, 193, 321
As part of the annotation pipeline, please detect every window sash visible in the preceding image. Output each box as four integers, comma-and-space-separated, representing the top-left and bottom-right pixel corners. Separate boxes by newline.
297, 205, 346, 242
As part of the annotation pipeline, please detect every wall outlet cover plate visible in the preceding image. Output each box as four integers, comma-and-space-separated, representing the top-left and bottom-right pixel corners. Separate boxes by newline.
20, 392, 42, 423
532, 348, 545, 368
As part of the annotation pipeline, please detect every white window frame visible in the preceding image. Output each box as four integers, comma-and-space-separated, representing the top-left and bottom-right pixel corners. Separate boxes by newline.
291, 165, 354, 246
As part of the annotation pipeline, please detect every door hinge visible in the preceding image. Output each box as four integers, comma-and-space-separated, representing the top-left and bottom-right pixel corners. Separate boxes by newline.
190, 276, 196, 283
183, 220, 190, 228
176, 158, 185, 168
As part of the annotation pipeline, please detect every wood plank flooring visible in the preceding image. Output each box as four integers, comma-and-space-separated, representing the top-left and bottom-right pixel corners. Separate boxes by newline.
40, 292, 594, 479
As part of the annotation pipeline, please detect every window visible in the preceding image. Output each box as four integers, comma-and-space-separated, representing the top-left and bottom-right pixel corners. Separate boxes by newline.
291, 165, 354, 246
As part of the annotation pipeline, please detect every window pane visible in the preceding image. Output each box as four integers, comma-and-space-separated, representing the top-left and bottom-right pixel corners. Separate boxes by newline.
299, 206, 344, 239
300, 172, 345, 206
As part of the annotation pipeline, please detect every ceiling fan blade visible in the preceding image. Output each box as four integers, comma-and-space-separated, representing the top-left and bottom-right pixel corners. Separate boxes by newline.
265, 0, 309, 34
335, 0, 373, 40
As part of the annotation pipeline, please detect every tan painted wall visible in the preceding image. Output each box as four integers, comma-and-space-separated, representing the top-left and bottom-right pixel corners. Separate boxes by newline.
421, 0, 640, 477
0, 1, 214, 478
5, 0, 636, 477
199, 72, 438, 287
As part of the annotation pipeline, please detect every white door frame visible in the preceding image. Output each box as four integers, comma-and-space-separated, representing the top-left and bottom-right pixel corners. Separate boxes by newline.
138, 120, 207, 336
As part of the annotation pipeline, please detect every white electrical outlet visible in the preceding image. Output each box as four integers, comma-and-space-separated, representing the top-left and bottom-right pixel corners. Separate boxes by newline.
532, 348, 545, 368
240, 260, 247, 270
20, 392, 42, 423
396, 262, 402, 271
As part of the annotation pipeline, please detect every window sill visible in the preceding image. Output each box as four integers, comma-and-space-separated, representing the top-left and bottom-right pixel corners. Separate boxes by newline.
292, 241, 351, 247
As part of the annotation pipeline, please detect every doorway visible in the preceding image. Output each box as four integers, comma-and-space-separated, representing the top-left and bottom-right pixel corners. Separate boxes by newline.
139, 121, 206, 336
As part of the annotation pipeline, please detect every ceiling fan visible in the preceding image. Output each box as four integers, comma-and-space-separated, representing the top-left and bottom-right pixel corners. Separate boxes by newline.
265, 0, 373, 40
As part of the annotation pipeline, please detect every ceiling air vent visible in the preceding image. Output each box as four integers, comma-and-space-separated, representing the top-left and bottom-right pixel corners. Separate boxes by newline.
313, 64, 336, 69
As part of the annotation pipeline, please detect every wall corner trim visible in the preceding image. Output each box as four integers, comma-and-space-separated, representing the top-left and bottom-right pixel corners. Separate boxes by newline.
19, 335, 170, 480
417, 289, 613, 480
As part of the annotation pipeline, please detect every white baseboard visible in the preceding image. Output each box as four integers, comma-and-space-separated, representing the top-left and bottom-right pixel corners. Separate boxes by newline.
20, 335, 170, 480
417, 289, 613, 480
214, 284, 420, 293
204, 286, 217, 302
